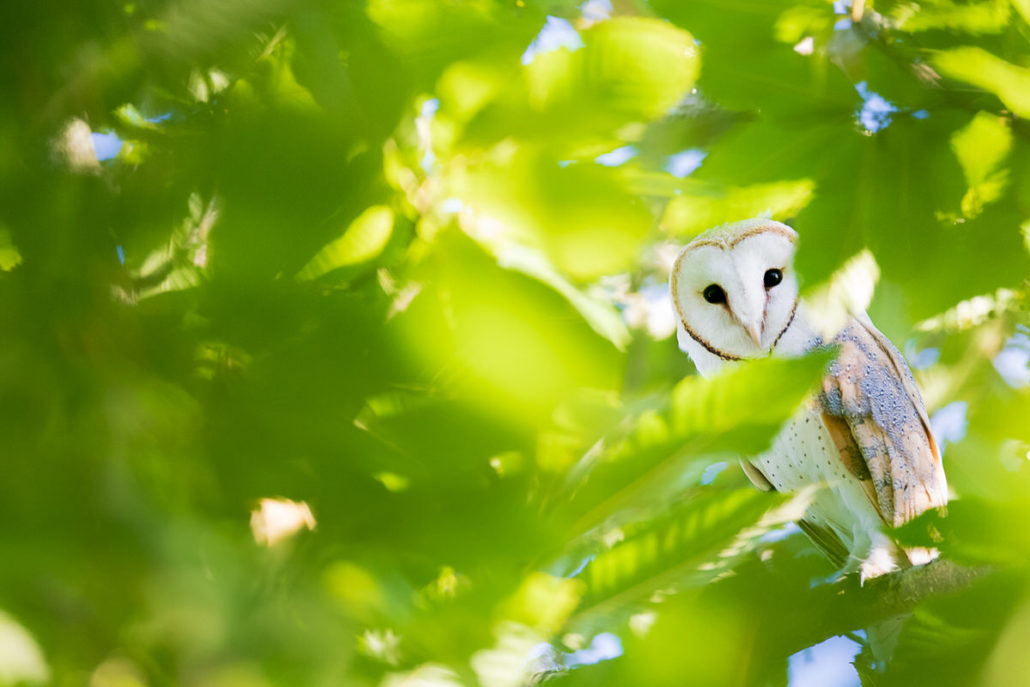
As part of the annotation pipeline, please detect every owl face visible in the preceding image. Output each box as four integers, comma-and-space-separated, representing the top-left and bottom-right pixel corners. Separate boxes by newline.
670, 219, 799, 362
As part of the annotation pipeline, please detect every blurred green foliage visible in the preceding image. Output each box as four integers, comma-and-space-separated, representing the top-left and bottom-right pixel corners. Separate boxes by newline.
1, 0, 1029, 686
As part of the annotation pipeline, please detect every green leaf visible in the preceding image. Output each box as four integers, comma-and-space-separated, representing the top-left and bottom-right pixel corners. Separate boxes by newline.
895, 498, 1030, 566
890, 0, 1011, 34
933, 47, 1030, 118
576, 17, 700, 123
297, 205, 394, 280
520, 16, 700, 150
951, 111, 1012, 218
670, 352, 833, 441
651, 0, 855, 115
0, 227, 22, 271
455, 148, 653, 280
661, 179, 815, 237
493, 243, 631, 350
563, 486, 810, 638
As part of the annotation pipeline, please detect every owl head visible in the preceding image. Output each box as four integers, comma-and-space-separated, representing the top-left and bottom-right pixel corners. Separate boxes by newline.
670, 218, 799, 367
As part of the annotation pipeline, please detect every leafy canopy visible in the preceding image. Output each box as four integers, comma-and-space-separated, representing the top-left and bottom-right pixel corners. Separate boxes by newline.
1, 0, 1029, 686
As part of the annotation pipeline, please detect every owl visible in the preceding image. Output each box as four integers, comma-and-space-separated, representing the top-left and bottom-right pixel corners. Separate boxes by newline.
669, 218, 949, 580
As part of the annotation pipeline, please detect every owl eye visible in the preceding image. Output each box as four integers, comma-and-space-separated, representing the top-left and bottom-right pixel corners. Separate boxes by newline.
703, 284, 726, 304
764, 268, 783, 289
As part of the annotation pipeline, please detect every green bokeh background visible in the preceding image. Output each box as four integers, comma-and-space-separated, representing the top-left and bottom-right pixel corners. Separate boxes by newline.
1, 0, 1029, 685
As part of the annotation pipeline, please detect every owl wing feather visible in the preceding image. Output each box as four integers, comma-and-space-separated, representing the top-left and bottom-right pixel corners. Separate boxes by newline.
740, 459, 774, 491
818, 316, 948, 528
796, 518, 849, 569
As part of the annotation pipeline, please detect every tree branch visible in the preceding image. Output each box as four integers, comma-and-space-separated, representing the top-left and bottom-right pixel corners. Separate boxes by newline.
783, 559, 992, 655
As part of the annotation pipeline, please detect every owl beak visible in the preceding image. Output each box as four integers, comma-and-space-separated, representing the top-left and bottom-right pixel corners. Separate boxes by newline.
744, 321, 763, 348
731, 309, 764, 348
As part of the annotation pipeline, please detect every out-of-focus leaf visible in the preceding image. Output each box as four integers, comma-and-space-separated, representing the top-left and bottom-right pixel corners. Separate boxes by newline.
575, 17, 700, 123
915, 287, 1022, 332
367, 0, 531, 86
456, 148, 653, 280
563, 485, 810, 638
891, 0, 1011, 34
499, 573, 584, 635
793, 117, 1030, 320
651, 0, 855, 115
803, 250, 880, 340
619, 169, 719, 199
896, 498, 1030, 566
493, 243, 631, 350
297, 205, 394, 280
543, 352, 831, 547
933, 47, 1030, 118
670, 351, 833, 442
1015, 0, 1030, 25
980, 596, 1030, 687
397, 230, 622, 418
0, 228, 21, 271
773, 5, 835, 44
518, 16, 699, 152
951, 112, 1012, 218
661, 179, 815, 237
0, 610, 49, 685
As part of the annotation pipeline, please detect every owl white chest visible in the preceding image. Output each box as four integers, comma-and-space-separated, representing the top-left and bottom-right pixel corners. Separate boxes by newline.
752, 404, 886, 560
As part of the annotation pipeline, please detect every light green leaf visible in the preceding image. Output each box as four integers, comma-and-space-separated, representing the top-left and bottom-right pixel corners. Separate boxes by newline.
1015, 0, 1030, 25
524, 16, 700, 137
494, 243, 631, 350
773, 5, 834, 44
455, 149, 653, 280
933, 47, 1030, 118
563, 486, 811, 638
891, 0, 1010, 34
670, 352, 833, 440
297, 205, 394, 280
0, 228, 22, 271
803, 250, 880, 340
661, 179, 815, 238
577, 17, 700, 122
619, 169, 720, 199
951, 111, 1012, 218
0, 610, 50, 685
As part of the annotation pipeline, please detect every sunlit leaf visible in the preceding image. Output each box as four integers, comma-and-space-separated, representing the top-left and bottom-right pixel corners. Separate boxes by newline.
499, 573, 584, 634
577, 17, 700, 122
297, 205, 394, 280
951, 112, 1012, 218
891, 0, 1010, 34
492, 243, 630, 350
455, 148, 653, 280
661, 179, 815, 237
0, 610, 49, 685
520, 16, 699, 149
803, 250, 880, 340
563, 486, 810, 638
652, 0, 855, 114
933, 47, 1030, 118
0, 228, 21, 271
670, 352, 833, 442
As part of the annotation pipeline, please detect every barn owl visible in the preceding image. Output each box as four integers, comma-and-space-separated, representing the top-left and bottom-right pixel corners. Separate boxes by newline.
669, 218, 948, 580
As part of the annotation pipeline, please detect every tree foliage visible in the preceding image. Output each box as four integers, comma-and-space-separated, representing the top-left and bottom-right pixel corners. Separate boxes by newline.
1, 0, 1029, 685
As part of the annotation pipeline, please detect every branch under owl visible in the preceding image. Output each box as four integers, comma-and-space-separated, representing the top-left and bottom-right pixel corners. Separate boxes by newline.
784, 559, 992, 655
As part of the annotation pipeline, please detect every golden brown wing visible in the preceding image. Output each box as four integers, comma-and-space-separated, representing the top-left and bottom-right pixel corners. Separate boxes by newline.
818, 316, 949, 528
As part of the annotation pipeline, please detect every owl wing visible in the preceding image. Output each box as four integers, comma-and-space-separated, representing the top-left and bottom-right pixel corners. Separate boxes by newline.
818, 315, 948, 528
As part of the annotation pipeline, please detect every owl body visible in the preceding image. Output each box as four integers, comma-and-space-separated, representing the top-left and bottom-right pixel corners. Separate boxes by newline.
670, 218, 948, 578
